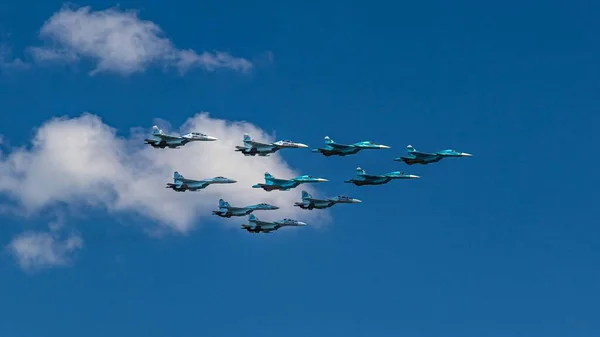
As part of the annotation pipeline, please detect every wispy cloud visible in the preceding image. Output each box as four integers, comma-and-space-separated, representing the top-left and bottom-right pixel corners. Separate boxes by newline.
0, 45, 29, 71
6, 230, 83, 273
0, 113, 326, 240
26, 5, 252, 75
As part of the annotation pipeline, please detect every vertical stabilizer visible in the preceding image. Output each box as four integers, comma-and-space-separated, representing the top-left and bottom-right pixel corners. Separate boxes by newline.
356, 167, 366, 175
407, 145, 416, 152
324, 136, 334, 144
152, 125, 163, 135
301, 190, 312, 200
174, 171, 184, 181
219, 199, 231, 208
248, 214, 258, 222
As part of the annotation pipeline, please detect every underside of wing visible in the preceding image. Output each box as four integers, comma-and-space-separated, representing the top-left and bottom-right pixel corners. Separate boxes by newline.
362, 174, 383, 179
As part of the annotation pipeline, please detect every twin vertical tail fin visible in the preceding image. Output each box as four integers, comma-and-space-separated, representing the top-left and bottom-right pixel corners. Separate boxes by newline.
152, 125, 164, 135
243, 133, 253, 147
356, 167, 366, 175
324, 136, 334, 144
264, 172, 274, 182
407, 145, 416, 152
174, 171, 184, 181
248, 214, 258, 222
301, 190, 312, 200
219, 199, 231, 208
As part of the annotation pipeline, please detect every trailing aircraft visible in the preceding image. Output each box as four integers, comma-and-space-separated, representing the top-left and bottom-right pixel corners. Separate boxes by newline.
241, 214, 307, 233
312, 136, 390, 156
252, 172, 328, 191
166, 171, 236, 192
235, 133, 308, 156
144, 125, 217, 149
212, 199, 279, 218
294, 190, 361, 210
344, 167, 419, 186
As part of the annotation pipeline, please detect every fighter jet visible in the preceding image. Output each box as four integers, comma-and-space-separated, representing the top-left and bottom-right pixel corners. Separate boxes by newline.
344, 167, 420, 186
144, 125, 217, 149
241, 214, 307, 233
294, 190, 362, 210
312, 136, 390, 157
252, 172, 328, 191
212, 199, 279, 218
166, 171, 236, 192
235, 133, 308, 156
395, 145, 473, 165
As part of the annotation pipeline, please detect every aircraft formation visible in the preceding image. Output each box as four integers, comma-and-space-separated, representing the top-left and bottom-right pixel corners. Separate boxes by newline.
145, 125, 472, 234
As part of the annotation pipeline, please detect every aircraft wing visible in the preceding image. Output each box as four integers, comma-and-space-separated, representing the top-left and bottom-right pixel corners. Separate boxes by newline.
411, 151, 434, 158
327, 142, 354, 149
362, 174, 384, 179
269, 177, 291, 185
249, 140, 273, 147
254, 219, 273, 227
155, 133, 182, 140
181, 178, 201, 184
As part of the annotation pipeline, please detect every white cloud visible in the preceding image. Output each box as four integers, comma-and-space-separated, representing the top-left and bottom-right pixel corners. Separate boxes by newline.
6, 230, 83, 272
28, 5, 252, 75
0, 112, 327, 234
0, 45, 29, 71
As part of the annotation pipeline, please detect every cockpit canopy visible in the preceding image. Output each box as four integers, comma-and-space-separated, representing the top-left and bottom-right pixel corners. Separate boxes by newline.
191, 132, 206, 136
215, 176, 225, 179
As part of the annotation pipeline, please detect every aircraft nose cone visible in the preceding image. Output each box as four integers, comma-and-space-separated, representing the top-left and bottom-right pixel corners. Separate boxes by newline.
298, 221, 307, 226
297, 143, 309, 148
409, 175, 420, 179
353, 199, 362, 203
229, 179, 237, 183
461, 152, 472, 157
317, 178, 328, 182
379, 145, 391, 149
207, 136, 218, 141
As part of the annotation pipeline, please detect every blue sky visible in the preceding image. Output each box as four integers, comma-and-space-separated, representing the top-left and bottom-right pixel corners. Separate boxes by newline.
1, 1, 599, 336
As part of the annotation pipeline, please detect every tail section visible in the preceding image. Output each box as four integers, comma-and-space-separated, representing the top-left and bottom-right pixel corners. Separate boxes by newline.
301, 190, 312, 200
407, 145, 416, 152
152, 125, 164, 135
174, 171, 184, 181
264, 172, 274, 182
324, 136, 334, 144
356, 167, 366, 175
248, 214, 258, 222
219, 199, 231, 208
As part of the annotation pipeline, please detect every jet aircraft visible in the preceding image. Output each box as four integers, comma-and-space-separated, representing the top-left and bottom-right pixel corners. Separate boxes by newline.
252, 172, 328, 191
395, 145, 472, 165
144, 125, 217, 149
235, 133, 308, 156
166, 171, 236, 192
312, 136, 390, 156
212, 199, 279, 218
344, 167, 420, 186
241, 214, 307, 233
294, 190, 362, 210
